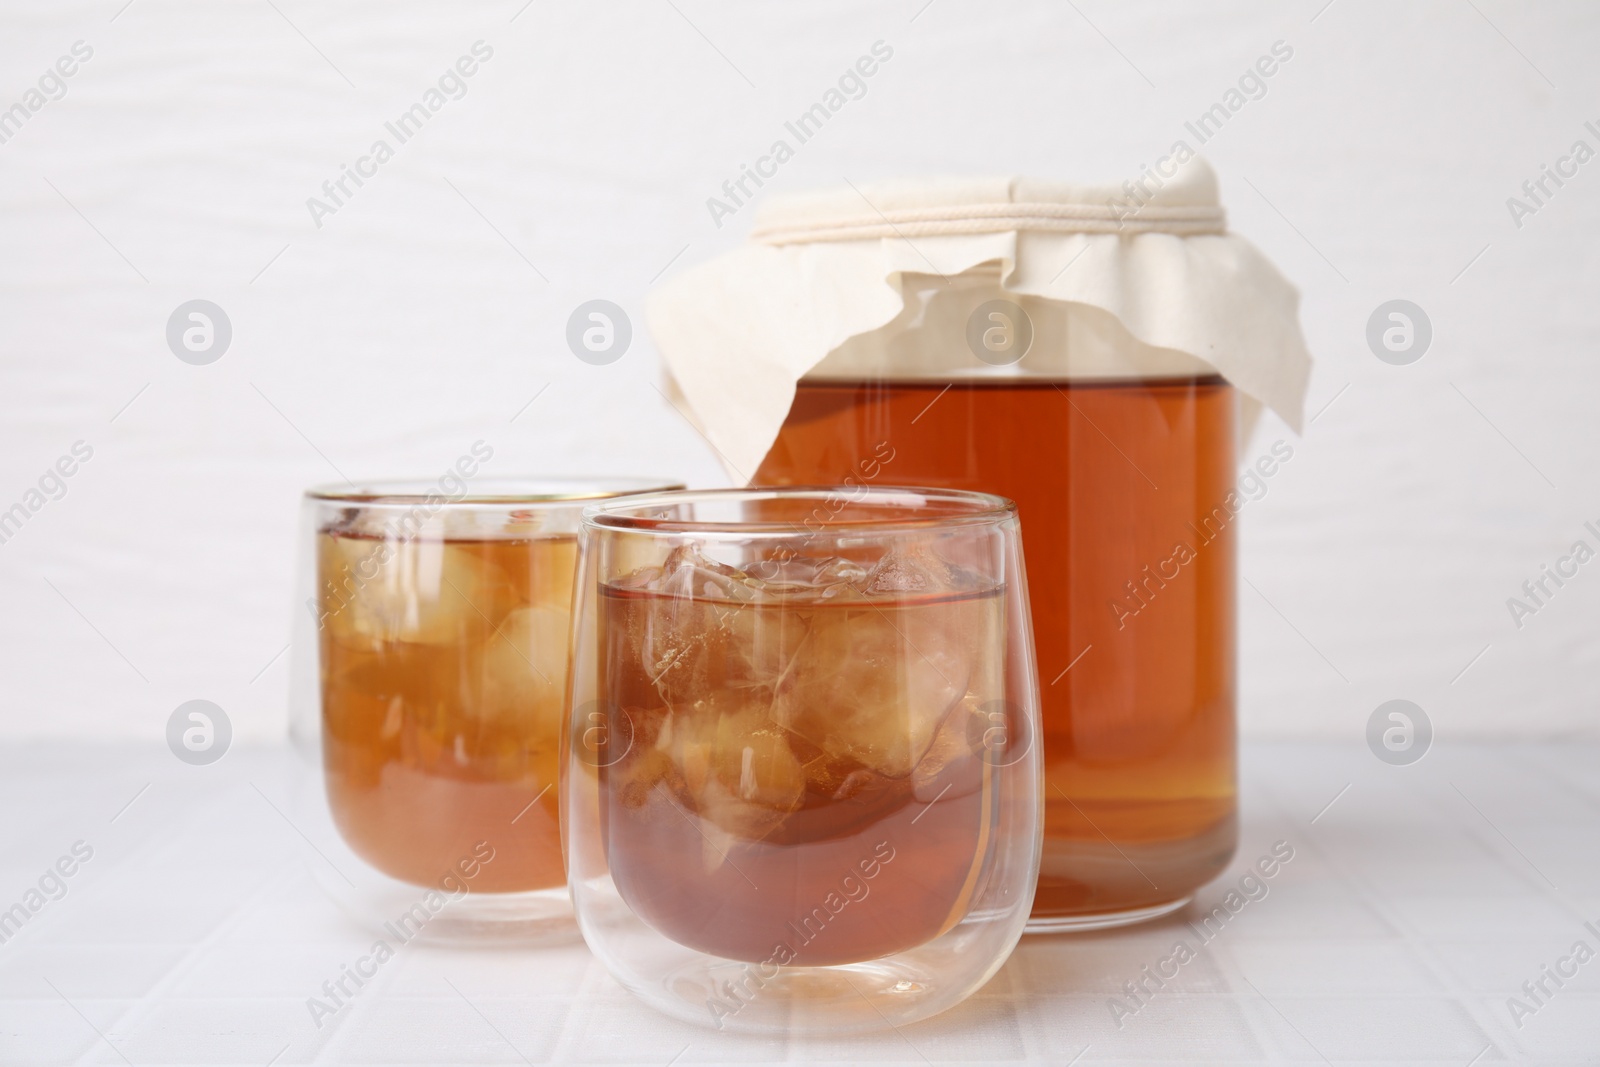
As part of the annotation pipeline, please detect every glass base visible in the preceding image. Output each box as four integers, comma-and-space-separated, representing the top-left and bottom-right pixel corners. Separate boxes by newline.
1027, 813, 1236, 933
1024, 895, 1191, 934
403, 886, 578, 946
573, 875, 1030, 1037
640, 954, 963, 1035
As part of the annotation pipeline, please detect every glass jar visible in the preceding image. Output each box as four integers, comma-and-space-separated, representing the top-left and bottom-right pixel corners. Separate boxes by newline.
287, 477, 679, 943
647, 166, 1312, 931
564, 486, 1042, 1033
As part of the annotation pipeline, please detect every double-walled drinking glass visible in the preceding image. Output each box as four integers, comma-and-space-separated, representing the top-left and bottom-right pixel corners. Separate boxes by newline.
288, 477, 678, 943
565, 486, 1042, 1033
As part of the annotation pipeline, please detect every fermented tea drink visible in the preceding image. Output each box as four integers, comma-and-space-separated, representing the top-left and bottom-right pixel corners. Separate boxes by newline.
758, 374, 1237, 924
598, 546, 1005, 964
317, 526, 575, 892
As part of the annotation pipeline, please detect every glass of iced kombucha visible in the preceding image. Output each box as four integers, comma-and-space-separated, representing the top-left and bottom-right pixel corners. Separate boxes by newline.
289, 478, 678, 943
565, 486, 1042, 1034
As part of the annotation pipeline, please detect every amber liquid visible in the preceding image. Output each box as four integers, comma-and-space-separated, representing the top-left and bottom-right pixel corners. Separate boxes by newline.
757, 377, 1237, 920
317, 532, 575, 893
599, 576, 1002, 965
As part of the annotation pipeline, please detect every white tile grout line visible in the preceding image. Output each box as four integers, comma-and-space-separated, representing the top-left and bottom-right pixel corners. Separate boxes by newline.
1309, 781, 1351, 824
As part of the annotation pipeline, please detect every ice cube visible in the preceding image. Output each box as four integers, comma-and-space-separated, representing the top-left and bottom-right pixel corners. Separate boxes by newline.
610, 746, 678, 810
319, 535, 518, 649
717, 710, 805, 812
771, 598, 970, 779
629, 553, 791, 711
654, 543, 761, 603
912, 697, 985, 800
473, 605, 569, 728
863, 552, 940, 594
741, 555, 870, 599
652, 702, 804, 844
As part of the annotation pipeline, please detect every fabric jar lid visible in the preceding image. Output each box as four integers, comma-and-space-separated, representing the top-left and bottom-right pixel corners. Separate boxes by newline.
647, 157, 1312, 482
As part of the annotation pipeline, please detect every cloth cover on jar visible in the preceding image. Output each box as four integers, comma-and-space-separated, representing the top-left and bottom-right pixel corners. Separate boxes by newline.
647, 157, 1312, 481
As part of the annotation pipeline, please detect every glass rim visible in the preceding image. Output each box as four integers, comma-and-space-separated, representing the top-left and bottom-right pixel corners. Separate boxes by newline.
304, 477, 684, 508
581, 485, 1017, 535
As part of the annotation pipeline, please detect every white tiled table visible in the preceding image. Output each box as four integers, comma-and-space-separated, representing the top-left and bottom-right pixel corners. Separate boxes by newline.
2, 740, 1596, 1065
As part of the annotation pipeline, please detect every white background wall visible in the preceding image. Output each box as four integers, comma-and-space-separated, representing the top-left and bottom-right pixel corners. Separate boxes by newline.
1, 0, 1596, 742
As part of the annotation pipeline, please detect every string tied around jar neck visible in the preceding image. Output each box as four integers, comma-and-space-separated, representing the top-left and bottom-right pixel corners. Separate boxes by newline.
751, 199, 1228, 244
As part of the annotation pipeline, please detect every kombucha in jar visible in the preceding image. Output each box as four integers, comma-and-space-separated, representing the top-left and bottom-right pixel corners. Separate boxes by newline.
756, 374, 1238, 928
